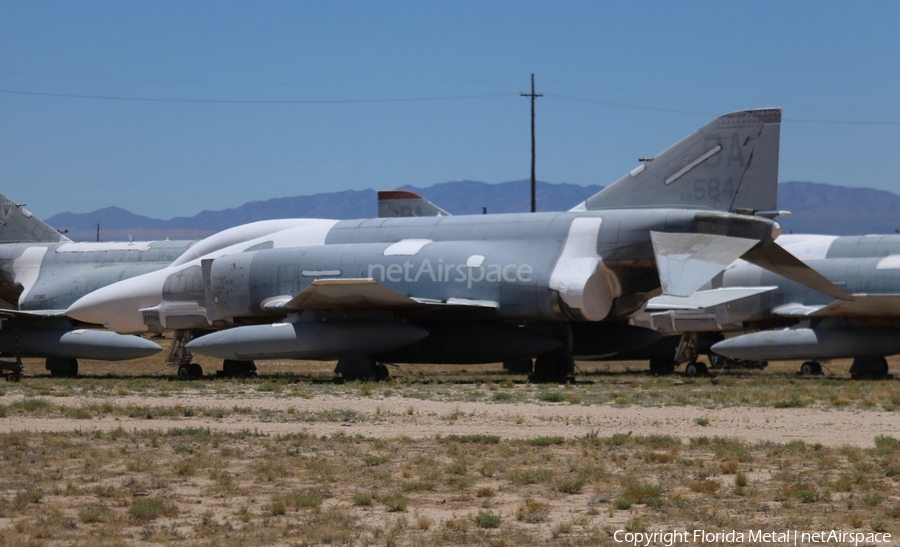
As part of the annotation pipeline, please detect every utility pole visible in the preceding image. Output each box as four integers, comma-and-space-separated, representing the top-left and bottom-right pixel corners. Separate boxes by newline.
520, 74, 542, 213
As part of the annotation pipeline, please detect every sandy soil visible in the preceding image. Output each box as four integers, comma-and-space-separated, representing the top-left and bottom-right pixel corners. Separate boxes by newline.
2, 393, 897, 447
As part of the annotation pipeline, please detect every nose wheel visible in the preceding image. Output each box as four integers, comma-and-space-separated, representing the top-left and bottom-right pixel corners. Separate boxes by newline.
799, 361, 823, 376
684, 361, 709, 377
177, 363, 204, 379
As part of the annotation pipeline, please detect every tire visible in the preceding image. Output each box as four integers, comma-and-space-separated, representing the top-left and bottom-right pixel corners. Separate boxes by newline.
684, 361, 708, 377
800, 361, 821, 376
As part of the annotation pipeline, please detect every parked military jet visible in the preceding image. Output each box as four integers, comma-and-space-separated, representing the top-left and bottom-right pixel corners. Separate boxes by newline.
0, 195, 318, 379
0, 197, 179, 378
67, 108, 845, 381
631, 233, 900, 377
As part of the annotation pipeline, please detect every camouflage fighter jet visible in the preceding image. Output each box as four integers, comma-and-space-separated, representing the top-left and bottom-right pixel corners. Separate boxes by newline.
67, 108, 845, 381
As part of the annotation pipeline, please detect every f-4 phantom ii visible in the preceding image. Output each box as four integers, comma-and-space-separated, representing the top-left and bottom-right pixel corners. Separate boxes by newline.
0, 195, 321, 380
629, 233, 900, 378
0, 197, 176, 379
67, 108, 847, 382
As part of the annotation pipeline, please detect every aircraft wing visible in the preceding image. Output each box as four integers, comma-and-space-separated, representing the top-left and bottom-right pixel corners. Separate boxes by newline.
0, 308, 69, 318
651, 232, 761, 297
645, 286, 778, 310
262, 278, 498, 311
773, 295, 900, 318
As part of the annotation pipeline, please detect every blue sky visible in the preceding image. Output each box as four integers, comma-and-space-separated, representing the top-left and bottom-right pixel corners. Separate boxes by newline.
2, 1, 899, 218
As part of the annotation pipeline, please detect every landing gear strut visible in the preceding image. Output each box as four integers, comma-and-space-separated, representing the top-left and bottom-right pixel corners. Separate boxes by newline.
167, 330, 203, 379
1, 314, 23, 381
529, 324, 575, 384
335, 355, 390, 381
530, 351, 575, 384
674, 333, 708, 377
1, 358, 22, 382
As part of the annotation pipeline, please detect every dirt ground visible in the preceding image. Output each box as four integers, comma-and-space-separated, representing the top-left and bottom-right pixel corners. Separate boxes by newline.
1, 356, 898, 546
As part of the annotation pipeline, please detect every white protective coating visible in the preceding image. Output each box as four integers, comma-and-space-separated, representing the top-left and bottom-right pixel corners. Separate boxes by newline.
664, 145, 721, 186
876, 255, 900, 270
56, 241, 154, 252
301, 270, 341, 277
774, 234, 838, 260
169, 219, 328, 267
13, 246, 48, 306
548, 217, 616, 321
383, 239, 432, 256
465, 255, 485, 268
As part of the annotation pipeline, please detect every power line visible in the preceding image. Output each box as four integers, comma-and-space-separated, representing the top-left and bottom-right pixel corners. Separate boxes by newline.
3, 85, 898, 125
548, 93, 900, 125
546, 93, 708, 116
0, 88, 516, 104
0, 69, 524, 88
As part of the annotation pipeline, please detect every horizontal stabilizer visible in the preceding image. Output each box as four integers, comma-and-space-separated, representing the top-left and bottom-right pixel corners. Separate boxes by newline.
740, 242, 851, 301
646, 286, 778, 311
651, 232, 760, 297
774, 295, 900, 318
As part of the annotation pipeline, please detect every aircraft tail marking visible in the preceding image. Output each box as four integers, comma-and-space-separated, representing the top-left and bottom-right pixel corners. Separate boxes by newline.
378, 190, 451, 218
576, 108, 781, 214
0, 192, 69, 243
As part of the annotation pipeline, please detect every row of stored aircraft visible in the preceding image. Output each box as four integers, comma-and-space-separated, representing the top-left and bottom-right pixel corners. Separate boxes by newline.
2, 108, 897, 381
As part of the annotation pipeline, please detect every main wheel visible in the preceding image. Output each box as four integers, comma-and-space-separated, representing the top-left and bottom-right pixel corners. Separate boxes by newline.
850, 356, 888, 378
684, 361, 708, 377
799, 361, 821, 376
530, 353, 575, 383
46, 357, 78, 378
373, 363, 390, 381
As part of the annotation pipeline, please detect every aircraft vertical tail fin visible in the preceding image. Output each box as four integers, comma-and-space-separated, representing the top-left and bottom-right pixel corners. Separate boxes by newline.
0, 193, 69, 243
378, 190, 451, 218
574, 108, 781, 213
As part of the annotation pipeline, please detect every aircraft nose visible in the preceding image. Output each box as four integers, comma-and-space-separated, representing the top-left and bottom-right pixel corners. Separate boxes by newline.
66, 279, 158, 333
66, 290, 113, 327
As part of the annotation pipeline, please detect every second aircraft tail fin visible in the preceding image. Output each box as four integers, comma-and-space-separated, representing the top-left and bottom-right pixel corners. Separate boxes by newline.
378, 190, 451, 218
0, 193, 69, 243
574, 108, 781, 214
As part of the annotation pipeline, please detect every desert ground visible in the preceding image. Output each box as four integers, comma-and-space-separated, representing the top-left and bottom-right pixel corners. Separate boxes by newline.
1, 354, 898, 546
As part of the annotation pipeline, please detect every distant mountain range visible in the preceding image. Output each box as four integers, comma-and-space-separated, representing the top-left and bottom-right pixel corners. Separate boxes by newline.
45, 180, 900, 242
